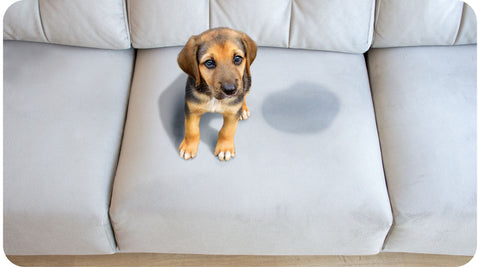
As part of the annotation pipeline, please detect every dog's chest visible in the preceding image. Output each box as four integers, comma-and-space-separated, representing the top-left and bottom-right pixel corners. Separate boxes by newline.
206, 98, 224, 113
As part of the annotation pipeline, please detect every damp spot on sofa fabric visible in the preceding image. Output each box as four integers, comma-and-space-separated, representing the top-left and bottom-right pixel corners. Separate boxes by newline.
262, 83, 340, 134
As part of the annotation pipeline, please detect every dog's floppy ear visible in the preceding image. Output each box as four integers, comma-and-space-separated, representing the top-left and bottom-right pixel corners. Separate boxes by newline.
178, 35, 201, 87
241, 33, 257, 76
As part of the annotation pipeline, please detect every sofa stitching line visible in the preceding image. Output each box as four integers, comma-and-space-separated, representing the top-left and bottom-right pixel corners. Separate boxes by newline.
374, 0, 381, 31
37, 0, 49, 43
453, 3, 466, 45
371, 0, 382, 47
209, 0, 212, 29
123, 0, 132, 48
287, 0, 294, 48
366, 0, 377, 51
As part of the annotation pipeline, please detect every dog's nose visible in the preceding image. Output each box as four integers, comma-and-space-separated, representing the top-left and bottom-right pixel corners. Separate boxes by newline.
221, 83, 237, 95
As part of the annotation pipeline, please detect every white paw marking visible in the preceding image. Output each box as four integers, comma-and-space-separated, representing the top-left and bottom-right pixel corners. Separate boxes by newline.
239, 110, 250, 120
179, 149, 195, 160
217, 151, 235, 161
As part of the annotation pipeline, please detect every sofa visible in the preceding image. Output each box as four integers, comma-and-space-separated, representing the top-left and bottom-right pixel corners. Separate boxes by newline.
3, 0, 476, 256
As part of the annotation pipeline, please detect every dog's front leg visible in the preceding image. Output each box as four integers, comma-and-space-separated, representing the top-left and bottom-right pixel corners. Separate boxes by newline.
179, 112, 202, 160
215, 113, 239, 161
239, 93, 250, 120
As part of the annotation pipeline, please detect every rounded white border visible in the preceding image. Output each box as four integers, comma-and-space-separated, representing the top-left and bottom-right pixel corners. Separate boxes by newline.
1, 1, 26, 266
0, 1, 478, 266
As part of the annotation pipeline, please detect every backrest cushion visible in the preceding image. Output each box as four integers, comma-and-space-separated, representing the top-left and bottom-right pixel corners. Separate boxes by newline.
128, 0, 209, 48
7, 0, 471, 51
210, 0, 292, 48
372, 0, 477, 47
4, 0, 131, 49
456, 2, 477, 45
289, 0, 376, 52
127, 0, 376, 53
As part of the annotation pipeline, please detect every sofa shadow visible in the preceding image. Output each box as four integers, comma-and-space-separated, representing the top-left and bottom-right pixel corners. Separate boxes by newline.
262, 83, 340, 134
158, 75, 219, 154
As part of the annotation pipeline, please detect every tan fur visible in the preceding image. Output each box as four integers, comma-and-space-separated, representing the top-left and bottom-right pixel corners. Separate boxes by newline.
179, 113, 202, 160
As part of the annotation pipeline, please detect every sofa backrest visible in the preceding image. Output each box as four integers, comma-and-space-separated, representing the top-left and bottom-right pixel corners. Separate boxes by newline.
3, 0, 477, 51
4, 0, 377, 53
3, 0, 131, 49
372, 0, 477, 47
127, 0, 376, 53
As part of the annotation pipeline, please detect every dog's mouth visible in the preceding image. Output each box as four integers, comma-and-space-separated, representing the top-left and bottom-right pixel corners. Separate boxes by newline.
223, 88, 237, 96
215, 89, 239, 100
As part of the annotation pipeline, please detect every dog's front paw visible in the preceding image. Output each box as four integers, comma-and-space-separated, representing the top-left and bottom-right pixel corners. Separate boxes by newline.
239, 105, 250, 120
179, 139, 199, 160
214, 140, 236, 161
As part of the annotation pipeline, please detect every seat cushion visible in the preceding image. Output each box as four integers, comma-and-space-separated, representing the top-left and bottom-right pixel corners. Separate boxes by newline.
109, 47, 392, 255
368, 45, 476, 255
3, 41, 135, 255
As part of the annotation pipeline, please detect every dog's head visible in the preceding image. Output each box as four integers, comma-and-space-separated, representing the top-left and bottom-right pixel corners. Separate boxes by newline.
178, 28, 257, 100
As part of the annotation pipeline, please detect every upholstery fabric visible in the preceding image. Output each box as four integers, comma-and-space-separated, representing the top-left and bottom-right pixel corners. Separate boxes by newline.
368, 45, 477, 255
456, 3, 478, 45
3, 0, 477, 51
210, 0, 291, 48
372, 0, 477, 47
3, 0, 47, 44
289, 0, 375, 52
109, 47, 392, 255
3, 0, 131, 49
127, 0, 209, 48
3, 41, 135, 255
126, 0, 376, 53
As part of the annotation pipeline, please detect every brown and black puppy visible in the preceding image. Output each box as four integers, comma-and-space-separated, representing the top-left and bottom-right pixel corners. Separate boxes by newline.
177, 27, 257, 161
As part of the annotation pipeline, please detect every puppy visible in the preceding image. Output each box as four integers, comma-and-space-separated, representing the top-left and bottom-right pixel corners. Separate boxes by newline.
177, 27, 257, 161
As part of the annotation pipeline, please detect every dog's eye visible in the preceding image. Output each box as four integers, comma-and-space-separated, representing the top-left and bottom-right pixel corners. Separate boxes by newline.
204, 59, 216, 69
233, 55, 243, 65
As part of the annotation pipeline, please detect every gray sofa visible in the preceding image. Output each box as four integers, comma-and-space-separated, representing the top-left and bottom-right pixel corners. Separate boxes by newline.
3, 0, 477, 256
